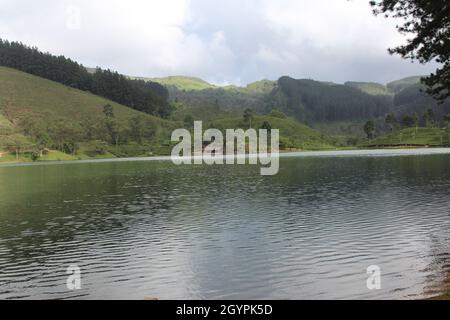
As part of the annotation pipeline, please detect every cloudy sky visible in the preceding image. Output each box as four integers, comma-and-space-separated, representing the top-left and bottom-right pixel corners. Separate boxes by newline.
0, 0, 438, 85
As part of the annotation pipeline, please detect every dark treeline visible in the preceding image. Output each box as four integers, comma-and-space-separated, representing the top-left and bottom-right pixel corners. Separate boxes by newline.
270, 77, 392, 122
0, 39, 170, 118
393, 84, 450, 117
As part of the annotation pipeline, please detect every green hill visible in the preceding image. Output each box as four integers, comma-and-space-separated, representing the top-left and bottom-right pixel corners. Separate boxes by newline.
345, 81, 393, 96
224, 80, 277, 95
208, 115, 336, 150
146, 76, 217, 91
0, 66, 166, 120
0, 66, 339, 163
0, 66, 177, 162
171, 105, 239, 123
268, 77, 392, 123
387, 76, 423, 93
366, 127, 450, 147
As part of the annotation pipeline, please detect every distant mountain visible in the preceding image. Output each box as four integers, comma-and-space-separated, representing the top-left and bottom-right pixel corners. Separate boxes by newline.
223, 80, 277, 94
162, 74, 450, 127
344, 81, 393, 96
387, 76, 423, 93
146, 76, 217, 91
267, 77, 392, 123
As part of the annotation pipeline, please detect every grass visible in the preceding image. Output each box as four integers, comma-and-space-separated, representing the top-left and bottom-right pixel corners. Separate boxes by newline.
0, 114, 14, 134
366, 127, 449, 147
313, 121, 367, 143
0, 150, 75, 163
223, 80, 277, 95
387, 76, 422, 93
0, 149, 115, 163
171, 105, 239, 123
208, 115, 336, 150
147, 76, 216, 91
345, 82, 393, 96
0, 66, 180, 159
0, 66, 172, 128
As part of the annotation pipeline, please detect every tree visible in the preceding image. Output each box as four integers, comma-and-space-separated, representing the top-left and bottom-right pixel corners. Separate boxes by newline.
129, 116, 144, 143
269, 110, 287, 119
62, 140, 78, 155
402, 114, 415, 128
260, 121, 272, 131
243, 109, 255, 128
5, 134, 33, 160
104, 118, 121, 145
88, 140, 108, 155
183, 115, 194, 129
30, 149, 40, 162
0, 39, 171, 117
423, 108, 435, 127
35, 132, 51, 157
48, 120, 83, 152
371, 0, 450, 101
364, 120, 376, 140
385, 113, 397, 131
103, 104, 114, 118
444, 114, 450, 144
142, 118, 157, 141
413, 112, 419, 134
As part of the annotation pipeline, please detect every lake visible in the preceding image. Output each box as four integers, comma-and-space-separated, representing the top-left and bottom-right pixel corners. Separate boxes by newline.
0, 149, 449, 300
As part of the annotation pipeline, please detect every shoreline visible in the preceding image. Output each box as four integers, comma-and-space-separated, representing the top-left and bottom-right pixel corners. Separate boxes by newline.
2, 147, 450, 168
430, 272, 450, 300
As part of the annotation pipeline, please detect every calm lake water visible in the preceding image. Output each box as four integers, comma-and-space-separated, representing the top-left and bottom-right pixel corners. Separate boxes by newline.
0, 150, 449, 300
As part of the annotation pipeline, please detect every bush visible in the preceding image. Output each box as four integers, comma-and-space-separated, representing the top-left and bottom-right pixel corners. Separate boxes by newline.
62, 141, 78, 155
269, 110, 287, 119
30, 150, 40, 162
87, 140, 108, 155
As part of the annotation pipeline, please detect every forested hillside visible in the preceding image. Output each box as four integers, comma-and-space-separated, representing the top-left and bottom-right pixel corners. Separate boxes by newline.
165, 80, 275, 112
0, 39, 170, 117
166, 74, 449, 130
268, 77, 392, 122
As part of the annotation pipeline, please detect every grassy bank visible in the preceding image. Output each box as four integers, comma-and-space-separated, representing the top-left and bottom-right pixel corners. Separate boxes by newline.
363, 127, 450, 148
0, 150, 115, 163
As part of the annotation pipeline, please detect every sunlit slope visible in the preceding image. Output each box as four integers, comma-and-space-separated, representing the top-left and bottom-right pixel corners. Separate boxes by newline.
0, 66, 169, 123
146, 76, 217, 91
211, 115, 336, 150
367, 127, 449, 147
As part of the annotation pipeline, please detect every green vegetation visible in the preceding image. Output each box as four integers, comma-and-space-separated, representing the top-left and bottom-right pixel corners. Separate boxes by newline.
148, 76, 216, 91
0, 66, 177, 162
363, 120, 376, 140
269, 77, 393, 122
224, 80, 276, 95
171, 105, 238, 123
365, 127, 449, 147
1, 37, 450, 165
206, 115, 336, 150
0, 39, 170, 117
387, 76, 422, 93
345, 81, 393, 96
0, 65, 343, 164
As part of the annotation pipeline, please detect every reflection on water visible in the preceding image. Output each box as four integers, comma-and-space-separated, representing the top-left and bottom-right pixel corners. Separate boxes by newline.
0, 151, 449, 300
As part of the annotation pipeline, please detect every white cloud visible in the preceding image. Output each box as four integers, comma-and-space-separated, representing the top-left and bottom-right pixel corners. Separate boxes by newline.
0, 0, 438, 84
